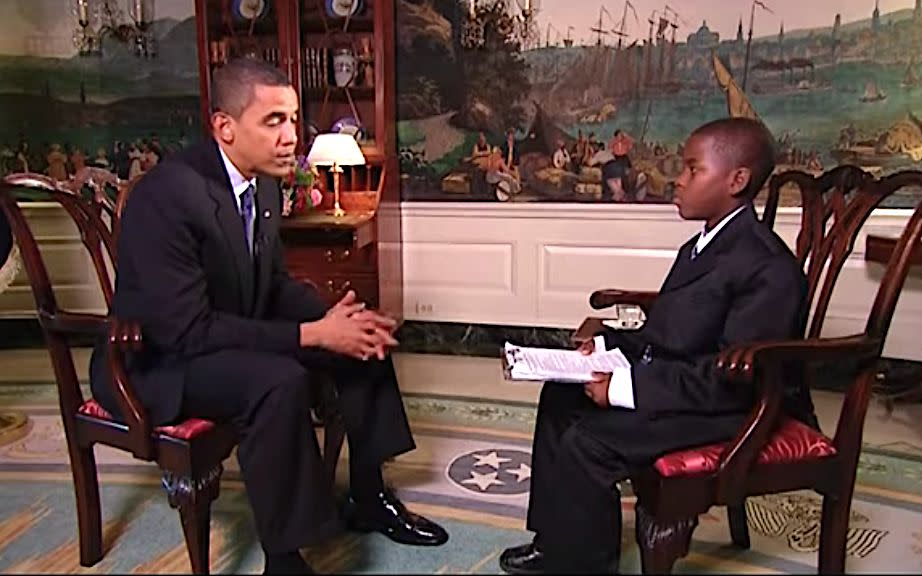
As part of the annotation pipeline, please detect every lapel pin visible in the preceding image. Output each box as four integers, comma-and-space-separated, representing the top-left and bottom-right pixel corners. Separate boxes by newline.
263, 210, 271, 218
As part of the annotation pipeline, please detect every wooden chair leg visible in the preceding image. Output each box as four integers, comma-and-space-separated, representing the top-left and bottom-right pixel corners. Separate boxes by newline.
728, 501, 751, 549
316, 376, 345, 491
68, 443, 103, 567
819, 493, 851, 574
163, 464, 223, 575
323, 414, 346, 490
635, 502, 698, 574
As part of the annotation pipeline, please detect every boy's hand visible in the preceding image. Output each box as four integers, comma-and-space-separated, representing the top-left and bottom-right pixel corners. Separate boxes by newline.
583, 371, 612, 408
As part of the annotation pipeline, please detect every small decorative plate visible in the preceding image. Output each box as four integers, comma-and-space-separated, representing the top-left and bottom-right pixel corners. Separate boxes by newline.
325, 0, 363, 18
331, 116, 365, 139
232, 0, 268, 22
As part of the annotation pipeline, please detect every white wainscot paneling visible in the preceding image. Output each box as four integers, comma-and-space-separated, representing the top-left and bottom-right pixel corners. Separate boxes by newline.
539, 246, 675, 326
0, 203, 108, 318
402, 203, 922, 361
403, 240, 521, 321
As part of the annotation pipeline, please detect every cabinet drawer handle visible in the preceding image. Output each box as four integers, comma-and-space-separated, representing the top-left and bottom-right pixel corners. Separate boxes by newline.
324, 248, 351, 263
326, 279, 352, 293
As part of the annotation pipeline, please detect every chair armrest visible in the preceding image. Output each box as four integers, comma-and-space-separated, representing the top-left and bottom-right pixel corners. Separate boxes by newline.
106, 318, 154, 461
715, 334, 881, 384
573, 317, 619, 345
712, 334, 881, 502
589, 289, 658, 311
574, 289, 656, 344
38, 310, 109, 337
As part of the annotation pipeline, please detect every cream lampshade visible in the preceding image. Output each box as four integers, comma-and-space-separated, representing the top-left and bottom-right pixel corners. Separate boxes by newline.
306, 133, 366, 218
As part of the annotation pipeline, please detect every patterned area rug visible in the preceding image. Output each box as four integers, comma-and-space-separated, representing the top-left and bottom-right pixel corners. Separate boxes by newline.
1, 394, 922, 573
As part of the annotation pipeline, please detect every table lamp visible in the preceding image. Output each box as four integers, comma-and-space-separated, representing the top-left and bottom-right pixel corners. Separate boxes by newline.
306, 133, 366, 218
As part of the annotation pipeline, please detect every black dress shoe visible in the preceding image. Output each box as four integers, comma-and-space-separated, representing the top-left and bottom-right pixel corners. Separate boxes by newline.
345, 489, 449, 546
262, 551, 315, 574
499, 540, 545, 575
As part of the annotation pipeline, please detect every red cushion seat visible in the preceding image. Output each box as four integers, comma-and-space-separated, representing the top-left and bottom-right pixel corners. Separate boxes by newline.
77, 399, 216, 441
653, 416, 837, 477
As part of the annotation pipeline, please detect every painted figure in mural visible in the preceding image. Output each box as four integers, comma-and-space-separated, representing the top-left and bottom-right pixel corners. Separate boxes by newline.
499, 118, 814, 575
468, 131, 492, 168
139, 143, 159, 172
501, 127, 521, 175
574, 129, 590, 168
486, 145, 522, 200
45, 144, 68, 182
127, 144, 144, 180
69, 146, 86, 175
586, 141, 613, 167
14, 141, 29, 173
0, 147, 14, 176
88, 58, 448, 575
113, 141, 130, 180
552, 138, 571, 170
601, 129, 634, 202
90, 147, 111, 171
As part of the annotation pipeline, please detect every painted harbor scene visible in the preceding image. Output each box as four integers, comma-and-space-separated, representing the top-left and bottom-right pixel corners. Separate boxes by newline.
395, 0, 922, 206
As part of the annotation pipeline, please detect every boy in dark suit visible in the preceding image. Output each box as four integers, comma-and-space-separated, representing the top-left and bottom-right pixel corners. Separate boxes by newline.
90, 58, 447, 574
500, 118, 811, 574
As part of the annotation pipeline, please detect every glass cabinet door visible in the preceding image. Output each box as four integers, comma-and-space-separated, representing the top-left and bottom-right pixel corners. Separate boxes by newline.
193, 0, 290, 133
295, 0, 384, 163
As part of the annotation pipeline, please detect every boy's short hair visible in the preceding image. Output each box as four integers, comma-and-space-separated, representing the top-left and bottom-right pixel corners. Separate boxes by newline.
691, 117, 776, 199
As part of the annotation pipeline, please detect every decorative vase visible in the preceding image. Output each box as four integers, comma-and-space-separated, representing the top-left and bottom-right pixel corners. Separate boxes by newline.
332, 48, 356, 87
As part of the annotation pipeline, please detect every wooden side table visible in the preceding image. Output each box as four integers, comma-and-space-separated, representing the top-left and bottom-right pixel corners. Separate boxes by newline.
280, 210, 380, 307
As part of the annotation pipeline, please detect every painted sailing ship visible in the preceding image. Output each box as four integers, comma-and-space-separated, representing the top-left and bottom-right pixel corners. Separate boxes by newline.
712, 54, 760, 121
901, 58, 918, 88
712, 55, 823, 183
860, 80, 887, 103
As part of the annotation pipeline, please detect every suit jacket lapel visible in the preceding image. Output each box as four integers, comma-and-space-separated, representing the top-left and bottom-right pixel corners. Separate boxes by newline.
202, 141, 255, 313
660, 205, 757, 294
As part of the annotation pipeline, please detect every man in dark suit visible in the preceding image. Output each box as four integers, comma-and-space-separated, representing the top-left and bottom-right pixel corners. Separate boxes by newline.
500, 118, 812, 574
90, 58, 447, 574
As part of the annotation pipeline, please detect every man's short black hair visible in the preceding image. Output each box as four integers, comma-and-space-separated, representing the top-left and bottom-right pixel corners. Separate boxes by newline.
210, 57, 291, 118
691, 117, 776, 200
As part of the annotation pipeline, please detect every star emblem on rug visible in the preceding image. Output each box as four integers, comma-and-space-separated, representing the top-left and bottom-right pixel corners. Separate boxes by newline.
461, 470, 503, 491
446, 449, 532, 495
472, 451, 511, 470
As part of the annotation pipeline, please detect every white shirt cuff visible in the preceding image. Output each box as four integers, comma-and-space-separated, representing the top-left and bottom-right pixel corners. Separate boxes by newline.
607, 366, 635, 409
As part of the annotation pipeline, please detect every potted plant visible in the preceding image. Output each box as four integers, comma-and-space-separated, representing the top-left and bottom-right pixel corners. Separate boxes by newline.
281, 154, 323, 216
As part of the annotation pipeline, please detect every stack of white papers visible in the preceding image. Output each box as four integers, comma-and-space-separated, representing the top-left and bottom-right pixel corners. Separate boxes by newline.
502, 335, 631, 383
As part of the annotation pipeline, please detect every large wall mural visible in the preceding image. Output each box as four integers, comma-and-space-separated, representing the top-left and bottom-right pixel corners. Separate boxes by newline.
0, 0, 199, 181
396, 0, 922, 206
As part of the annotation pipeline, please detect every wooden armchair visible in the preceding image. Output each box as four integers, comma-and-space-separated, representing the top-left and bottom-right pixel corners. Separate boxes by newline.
0, 173, 236, 573
0, 173, 345, 573
577, 165, 922, 573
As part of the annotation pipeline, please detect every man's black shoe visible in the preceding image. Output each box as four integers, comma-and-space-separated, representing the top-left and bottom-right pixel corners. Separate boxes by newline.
263, 550, 315, 574
345, 489, 449, 546
499, 540, 545, 575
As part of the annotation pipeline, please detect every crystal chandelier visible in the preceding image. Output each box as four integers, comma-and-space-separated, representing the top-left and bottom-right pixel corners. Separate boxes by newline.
73, 0, 157, 58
